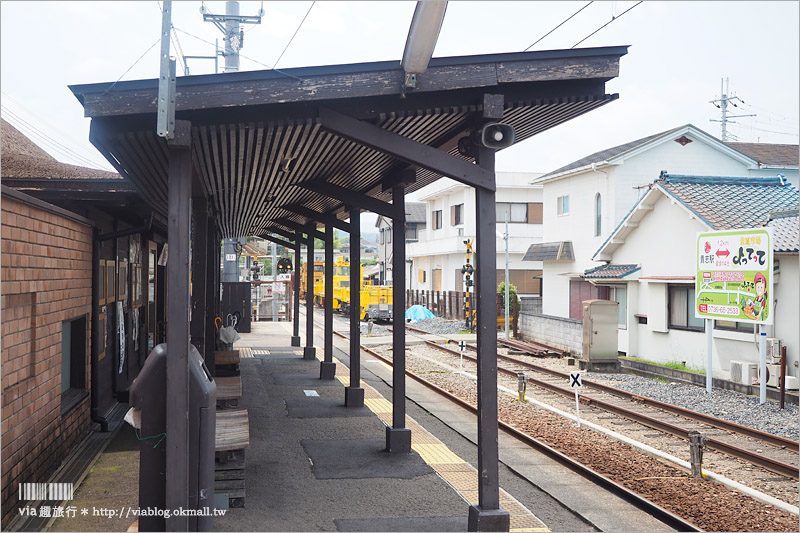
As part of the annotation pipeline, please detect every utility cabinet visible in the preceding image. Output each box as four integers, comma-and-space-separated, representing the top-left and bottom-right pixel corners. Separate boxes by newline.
221, 282, 251, 333
582, 299, 619, 363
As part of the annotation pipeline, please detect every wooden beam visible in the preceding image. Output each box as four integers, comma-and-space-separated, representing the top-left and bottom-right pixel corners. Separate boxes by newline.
283, 204, 351, 232
298, 180, 399, 219
277, 218, 325, 241
318, 107, 495, 191
263, 225, 302, 243
260, 234, 299, 250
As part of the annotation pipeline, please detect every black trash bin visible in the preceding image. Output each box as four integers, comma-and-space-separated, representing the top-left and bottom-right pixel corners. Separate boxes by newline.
130, 344, 216, 532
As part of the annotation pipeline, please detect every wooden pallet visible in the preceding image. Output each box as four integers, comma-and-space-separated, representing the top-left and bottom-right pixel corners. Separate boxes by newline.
214, 452, 245, 507
215, 408, 249, 452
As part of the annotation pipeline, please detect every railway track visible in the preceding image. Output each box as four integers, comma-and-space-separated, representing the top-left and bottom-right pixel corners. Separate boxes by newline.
313, 310, 798, 530
425, 339, 799, 481
330, 328, 700, 532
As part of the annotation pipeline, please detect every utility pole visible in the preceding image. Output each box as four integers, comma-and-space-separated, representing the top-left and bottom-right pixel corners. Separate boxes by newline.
709, 78, 755, 142
504, 213, 509, 340
200, 1, 265, 73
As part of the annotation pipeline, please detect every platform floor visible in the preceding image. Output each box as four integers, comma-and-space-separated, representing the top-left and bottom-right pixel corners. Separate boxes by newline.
218, 322, 547, 532
220, 319, 676, 532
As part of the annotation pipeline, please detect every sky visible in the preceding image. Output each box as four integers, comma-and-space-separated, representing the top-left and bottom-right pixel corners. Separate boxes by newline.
2, 1, 798, 193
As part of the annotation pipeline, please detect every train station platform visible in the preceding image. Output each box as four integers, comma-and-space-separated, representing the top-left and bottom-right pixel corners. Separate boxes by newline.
220, 321, 547, 532
222, 318, 675, 532
41, 318, 679, 532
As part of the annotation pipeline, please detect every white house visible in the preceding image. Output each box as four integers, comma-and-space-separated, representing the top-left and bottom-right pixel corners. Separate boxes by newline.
526, 124, 799, 320
403, 172, 544, 295
587, 173, 799, 381
375, 202, 426, 285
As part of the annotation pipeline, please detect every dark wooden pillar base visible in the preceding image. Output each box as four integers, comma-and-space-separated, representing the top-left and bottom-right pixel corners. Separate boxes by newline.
319, 361, 336, 380
291, 336, 301, 347
344, 386, 364, 407
385, 426, 411, 454
467, 505, 510, 532
303, 346, 316, 360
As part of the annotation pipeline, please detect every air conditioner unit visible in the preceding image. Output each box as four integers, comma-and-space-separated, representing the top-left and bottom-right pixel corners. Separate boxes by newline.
760, 363, 782, 388
766, 338, 782, 364
730, 360, 758, 385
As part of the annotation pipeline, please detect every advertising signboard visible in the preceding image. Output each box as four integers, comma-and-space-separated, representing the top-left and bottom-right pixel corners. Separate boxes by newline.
696, 228, 773, 325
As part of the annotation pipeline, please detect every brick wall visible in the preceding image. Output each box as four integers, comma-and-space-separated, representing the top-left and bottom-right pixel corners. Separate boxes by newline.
1, 195, 92, 524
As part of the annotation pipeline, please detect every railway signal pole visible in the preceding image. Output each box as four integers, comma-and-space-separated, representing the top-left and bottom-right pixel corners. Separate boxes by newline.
461, 239, 474, 332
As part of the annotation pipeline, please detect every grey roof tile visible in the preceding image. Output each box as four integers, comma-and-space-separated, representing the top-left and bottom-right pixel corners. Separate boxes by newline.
582, 264, 640, 278
765, 209, 799, 252
658, 175, 799, 230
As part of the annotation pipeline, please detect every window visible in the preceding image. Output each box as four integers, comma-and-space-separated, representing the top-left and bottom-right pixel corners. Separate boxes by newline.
451, 203, 464, 225
557, 195, 570, 216
432, 210, 442, 230
61, 315, 87, 413
715, 320, 754, 333
380, 229, 384, 245
668, 285, 704, 331
595, 193, 602, 237
496, 203, 527, 223
387, 230, 391, 243
406, 225, 418, 241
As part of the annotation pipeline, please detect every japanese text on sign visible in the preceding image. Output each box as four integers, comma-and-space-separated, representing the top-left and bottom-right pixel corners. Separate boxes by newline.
696, 228, 772, 325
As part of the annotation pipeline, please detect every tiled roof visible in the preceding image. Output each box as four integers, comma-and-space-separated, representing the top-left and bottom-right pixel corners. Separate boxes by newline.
657, 174, 800, 230
726, 142, 798, 167
765, 208, 799, 253
406, 202, 426, 224
582, 264, 640, 279
537, 125, 688, 179
523, 241, 574, 262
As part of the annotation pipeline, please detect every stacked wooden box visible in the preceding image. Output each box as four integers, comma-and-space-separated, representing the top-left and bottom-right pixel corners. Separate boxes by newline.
214, 349, 249, 508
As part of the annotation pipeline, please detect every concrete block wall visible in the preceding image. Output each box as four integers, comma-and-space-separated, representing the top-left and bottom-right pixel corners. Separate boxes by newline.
519, 311, 583, 354
1, 195, 93, 524
519, 296, 541, 315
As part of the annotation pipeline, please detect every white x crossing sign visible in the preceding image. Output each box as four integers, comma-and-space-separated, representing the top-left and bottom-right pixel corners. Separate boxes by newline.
458, 341, 466, 350
569, 371, 583, 389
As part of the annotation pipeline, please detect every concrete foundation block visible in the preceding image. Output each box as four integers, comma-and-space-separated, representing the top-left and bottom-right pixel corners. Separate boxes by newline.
467, 505, 510, 532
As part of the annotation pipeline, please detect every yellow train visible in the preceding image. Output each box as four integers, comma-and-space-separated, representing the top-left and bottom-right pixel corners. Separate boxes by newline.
298, 260, 324, 301
310, 257, 393, 321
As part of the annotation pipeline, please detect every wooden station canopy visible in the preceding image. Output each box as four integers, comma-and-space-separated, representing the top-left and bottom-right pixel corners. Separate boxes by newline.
69, 45, 628, 235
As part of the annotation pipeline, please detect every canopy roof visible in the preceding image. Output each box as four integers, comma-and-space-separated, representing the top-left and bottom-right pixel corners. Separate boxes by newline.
70, 46, 627, 238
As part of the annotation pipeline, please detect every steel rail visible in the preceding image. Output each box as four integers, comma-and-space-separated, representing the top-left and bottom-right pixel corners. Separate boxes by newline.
332, 330, 701, 532
426, 340, 799, 480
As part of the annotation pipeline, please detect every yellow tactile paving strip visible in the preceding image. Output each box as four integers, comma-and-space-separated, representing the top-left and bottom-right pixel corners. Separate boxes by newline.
324, 354, 549, 532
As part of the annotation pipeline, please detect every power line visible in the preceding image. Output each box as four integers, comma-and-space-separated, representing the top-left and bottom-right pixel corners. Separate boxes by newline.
524, 1, 593, 51
1, 91, 113, 169
1, 106, 109, 170
271, 1, 315, 70
173, 26, 303, 80
571, 0, 642, 48
102, 37, 162, 94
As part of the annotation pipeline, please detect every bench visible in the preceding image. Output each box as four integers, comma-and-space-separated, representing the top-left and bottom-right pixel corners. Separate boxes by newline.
215, 376, 242, 407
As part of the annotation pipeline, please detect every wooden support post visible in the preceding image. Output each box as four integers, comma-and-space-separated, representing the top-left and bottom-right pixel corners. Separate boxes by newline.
345, 207, 364, 407
165, 124, 192, 532
190, 196, 208, 358
303, 228, 315, 360
320, 224, 336, 379
204, 222, 218, 375
291, 234, 301, 346
387, 186, 410, 452
468, 144, 509, 532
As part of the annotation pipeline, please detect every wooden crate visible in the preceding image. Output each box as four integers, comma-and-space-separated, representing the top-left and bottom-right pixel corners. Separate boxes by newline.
215, 350, 240, 365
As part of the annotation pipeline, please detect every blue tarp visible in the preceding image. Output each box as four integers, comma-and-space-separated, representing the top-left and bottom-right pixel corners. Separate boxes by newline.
405, 304, 435, 323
